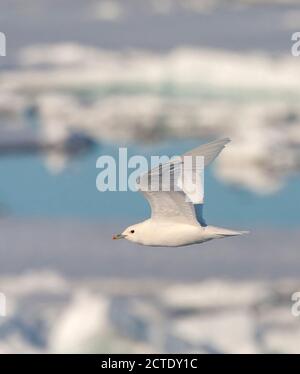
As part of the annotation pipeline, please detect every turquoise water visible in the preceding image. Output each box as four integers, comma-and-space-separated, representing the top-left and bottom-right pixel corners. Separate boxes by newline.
0, 141, 299, 228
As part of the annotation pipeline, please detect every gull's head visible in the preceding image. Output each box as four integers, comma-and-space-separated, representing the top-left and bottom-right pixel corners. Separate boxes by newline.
112, 223, 143, 244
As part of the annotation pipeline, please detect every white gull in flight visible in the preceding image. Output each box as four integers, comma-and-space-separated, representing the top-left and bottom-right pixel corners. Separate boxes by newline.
113, 138, 249, 247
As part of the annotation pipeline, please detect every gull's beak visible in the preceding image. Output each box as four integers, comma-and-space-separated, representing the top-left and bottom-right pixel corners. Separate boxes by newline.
112, 234, 126, 240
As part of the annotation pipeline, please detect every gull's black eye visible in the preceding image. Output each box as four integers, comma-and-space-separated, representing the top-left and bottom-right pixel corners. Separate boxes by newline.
130, 230, 135, 234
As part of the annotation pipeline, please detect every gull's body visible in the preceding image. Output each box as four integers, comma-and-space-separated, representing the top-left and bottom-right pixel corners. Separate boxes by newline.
114, 138, 248, 247
120, 220, 246, 247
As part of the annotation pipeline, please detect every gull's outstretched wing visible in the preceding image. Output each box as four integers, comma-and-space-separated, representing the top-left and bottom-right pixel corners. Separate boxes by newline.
137, 138, 230, 225
140, 190, 200, 225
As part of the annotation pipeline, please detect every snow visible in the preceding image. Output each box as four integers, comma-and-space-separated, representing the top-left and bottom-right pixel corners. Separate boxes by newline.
0, 271, 299, 353
1, 45, 300, 193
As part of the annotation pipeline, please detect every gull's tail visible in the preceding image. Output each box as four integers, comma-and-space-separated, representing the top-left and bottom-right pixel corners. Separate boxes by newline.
209, 226, 250, 238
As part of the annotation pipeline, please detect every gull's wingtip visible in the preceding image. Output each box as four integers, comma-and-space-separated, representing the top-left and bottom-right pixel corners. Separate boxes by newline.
205, 137, 231, 149
219, 137, 231, 145
205, 137, 231, 144
184, 137, 232, 167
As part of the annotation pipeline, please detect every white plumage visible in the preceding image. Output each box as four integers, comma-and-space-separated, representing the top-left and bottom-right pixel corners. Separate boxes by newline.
113, 138, 249, 247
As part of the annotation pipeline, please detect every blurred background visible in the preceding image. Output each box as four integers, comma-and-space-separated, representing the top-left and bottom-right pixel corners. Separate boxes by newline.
0, 0, 300, 353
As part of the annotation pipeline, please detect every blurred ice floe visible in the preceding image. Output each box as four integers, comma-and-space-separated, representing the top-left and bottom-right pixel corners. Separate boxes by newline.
91, 0, 124, 21
1, 44, 300, 192
0, 271, 300, 353
87, 0, 300, 18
